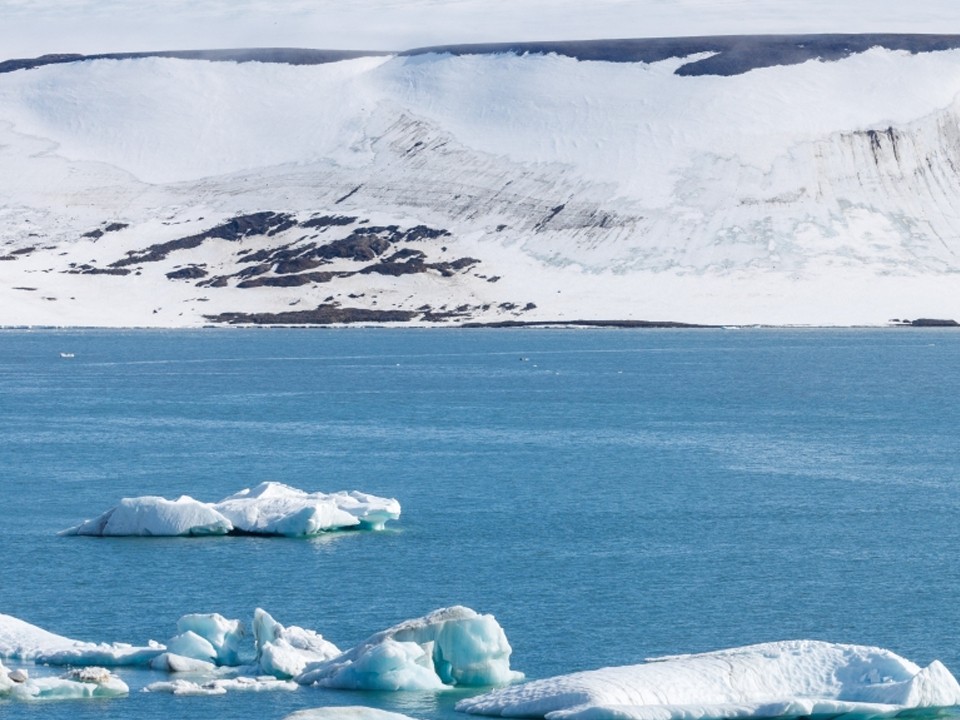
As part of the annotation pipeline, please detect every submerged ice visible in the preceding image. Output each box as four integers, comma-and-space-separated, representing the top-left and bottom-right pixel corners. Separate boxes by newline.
456, 639, 960, 720
60, 481, 401, 537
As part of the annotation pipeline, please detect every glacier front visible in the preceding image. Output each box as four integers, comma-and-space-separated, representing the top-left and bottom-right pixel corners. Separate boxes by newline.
456, 640, 960, 720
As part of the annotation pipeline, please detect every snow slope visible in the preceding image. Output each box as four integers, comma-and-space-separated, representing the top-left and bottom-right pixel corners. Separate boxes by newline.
3, 35, 960, 326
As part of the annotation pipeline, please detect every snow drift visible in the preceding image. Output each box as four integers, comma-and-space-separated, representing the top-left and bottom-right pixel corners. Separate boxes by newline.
60, 481, 401, 537
456, 640, 960, 720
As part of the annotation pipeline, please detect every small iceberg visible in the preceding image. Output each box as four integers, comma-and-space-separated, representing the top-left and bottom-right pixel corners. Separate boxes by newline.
284, 708, 421, 720
456, 639, 960, 720
0, 661, 128, 701
296, 606, 522, 691
254, 608, 341, 679
60, 481, 401, 537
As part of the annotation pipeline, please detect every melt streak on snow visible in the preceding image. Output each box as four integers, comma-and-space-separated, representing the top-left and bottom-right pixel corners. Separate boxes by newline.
456, 640, 960, 720
3, 37, 960, 324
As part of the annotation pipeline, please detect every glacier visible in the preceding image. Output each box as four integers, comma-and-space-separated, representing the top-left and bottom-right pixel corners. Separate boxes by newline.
456, 640, 960, 720
59, 481, 401, 537
3, 36, 960, 326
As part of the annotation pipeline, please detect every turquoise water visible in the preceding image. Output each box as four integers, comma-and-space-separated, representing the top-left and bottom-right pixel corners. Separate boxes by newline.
2, 328, 960, 719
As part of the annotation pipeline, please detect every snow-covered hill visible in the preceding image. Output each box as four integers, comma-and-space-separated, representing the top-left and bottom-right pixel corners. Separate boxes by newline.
3, 35, 960, 326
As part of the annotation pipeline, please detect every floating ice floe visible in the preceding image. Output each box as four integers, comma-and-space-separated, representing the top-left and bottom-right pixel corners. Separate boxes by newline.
144, 675, 298, 695
283, 708, 420, 720
0, 611, 163, 666
59, 481, 401, 537
456, 639, 960, 720
297, 606, 522, 691
0, 660, 129, 701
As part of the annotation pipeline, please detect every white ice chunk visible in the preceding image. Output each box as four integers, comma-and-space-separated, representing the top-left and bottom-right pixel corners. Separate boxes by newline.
284, 707, 421, 720
149, 652, 217, 673
166, 630, 218, 663
60, 495, 233, 537
0, 612, 163, 667
144, 675, 297, 695
456, 640, 960, 720
254, 608, 341, 679
297, 606, 522, 691
175, 613, 246, 665
214, 481, 398, 536
59, 482, 400, 537
0, 664, 128, 701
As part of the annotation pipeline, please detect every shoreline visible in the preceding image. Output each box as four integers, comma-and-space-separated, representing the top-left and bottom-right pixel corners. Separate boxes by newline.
0, 318, 957, 331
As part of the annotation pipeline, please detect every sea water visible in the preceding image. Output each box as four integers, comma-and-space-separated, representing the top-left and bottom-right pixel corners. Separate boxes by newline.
1, 327, 960, 720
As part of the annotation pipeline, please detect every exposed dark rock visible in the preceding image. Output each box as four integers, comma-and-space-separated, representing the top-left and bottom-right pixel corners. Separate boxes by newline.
0, 49, 389, 75
66, 266, 131, 275
83, 222, 129, 240
335, 186, 362, 205
909, 318, 959, 327
403, 35, 960, 77
301, 215, 357, 229
166, 265, 208, 280
535, 204, 566, 231
207, 304, 417, 325
236, 271, 338, 288
461, 319, 716, 328
112, 212, 295, 267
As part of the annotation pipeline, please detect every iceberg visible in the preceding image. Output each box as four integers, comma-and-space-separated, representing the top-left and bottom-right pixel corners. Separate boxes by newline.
214, 482, 400, 536
143, 675, 298, 695
0, 661, 129, 701
59, 495, 232, 537
456, 640, 960, 720
59, 481, 400, 537
0, 612, 163, 667
254, 608, 341, 679
172, 612, 246, 665
297, 606, 522, 691
284, 708, 420, 720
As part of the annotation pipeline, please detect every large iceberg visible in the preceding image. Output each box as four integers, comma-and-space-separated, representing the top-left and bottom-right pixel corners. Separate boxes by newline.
60, 481, 401, 537
297, 606, 522, 691
456, 640, 960, 720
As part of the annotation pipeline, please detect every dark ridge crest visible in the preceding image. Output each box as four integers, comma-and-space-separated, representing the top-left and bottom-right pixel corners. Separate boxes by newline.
4, 35, 960, 77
